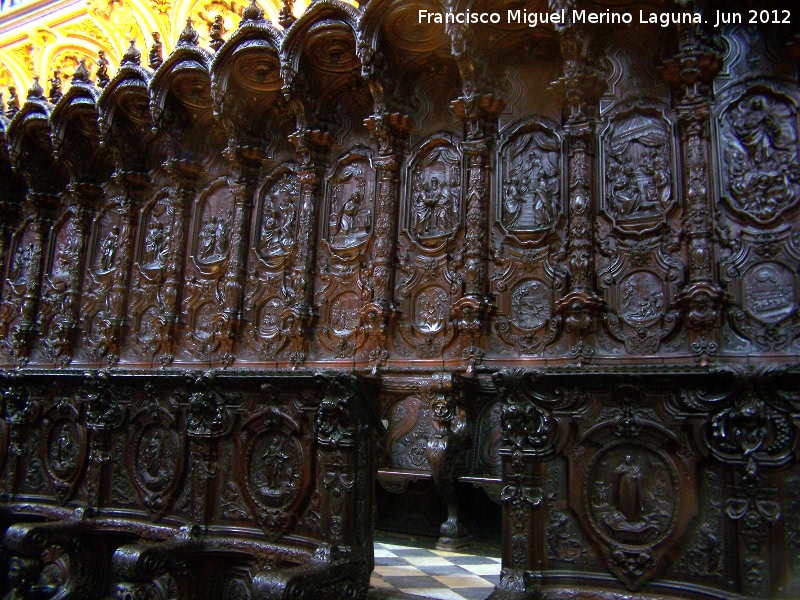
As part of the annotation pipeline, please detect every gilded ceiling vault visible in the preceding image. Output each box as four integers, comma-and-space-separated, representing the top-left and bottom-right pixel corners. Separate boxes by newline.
0, 0, 798, 599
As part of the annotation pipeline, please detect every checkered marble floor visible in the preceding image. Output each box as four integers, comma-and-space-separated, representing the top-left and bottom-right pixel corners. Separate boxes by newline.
369, 542, 501, 600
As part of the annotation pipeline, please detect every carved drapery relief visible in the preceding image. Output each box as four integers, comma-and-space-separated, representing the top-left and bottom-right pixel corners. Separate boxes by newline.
324, 152, 374, 255
407, 140, 461, 248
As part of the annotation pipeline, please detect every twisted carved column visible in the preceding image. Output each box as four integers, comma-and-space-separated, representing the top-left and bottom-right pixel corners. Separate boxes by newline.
363, 112, 411, 371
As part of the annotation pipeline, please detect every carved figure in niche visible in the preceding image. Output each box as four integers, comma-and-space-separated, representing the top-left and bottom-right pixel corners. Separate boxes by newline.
502, 131, 560, 229
99, 226, 119, 271
143, 219, 168, 267
53, 223, 79, 277
50, 423, 77, 473
606, 115, 672, 219
415, 287, 448, 333
725, 93, 800, 223
615, 455, 644, 522
510, 280, 551, 329
412, 174, 458, 238
328, 164, 371, 248
142, 429, 165, 481
10, 243, 33, 283
198, 210, 231, 261
620, 272, 664, 324
258, 177, 298, 258
259, 437, 289, 493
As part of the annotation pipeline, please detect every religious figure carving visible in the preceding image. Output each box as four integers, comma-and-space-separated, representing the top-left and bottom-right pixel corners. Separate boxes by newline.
197, 210, 231, 262
5, 86, 19, 117
50, 423, 77, 473
411, 174, 458, 238
48, 69, 62, 103
619, 272, 665, 324
149, 32, 163, 69
723, 93, 800, 224
209, 15, 225, 52
143, 219, 168, 267
99, 226, 119, 272
10, 243, 33, 283
502, 130, 561, 230
95, 50, 110, 88
605, 114, 672, 219
615, 455, 644, 522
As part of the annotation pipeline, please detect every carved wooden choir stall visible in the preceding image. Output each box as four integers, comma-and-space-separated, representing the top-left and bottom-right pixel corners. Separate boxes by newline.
0, 0, 799, 598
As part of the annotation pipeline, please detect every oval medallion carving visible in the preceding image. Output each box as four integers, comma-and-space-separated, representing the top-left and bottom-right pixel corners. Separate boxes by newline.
510, 279, 551, 330
134, 424, 179, 495
618, 271, 665, 326
586, 446, 675, 546
330, 292, 361, 335
743, 262, 796, 324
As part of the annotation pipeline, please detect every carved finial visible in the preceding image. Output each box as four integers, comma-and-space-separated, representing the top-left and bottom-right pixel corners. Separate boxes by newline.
48, 69, 62, 103
149, 32, 163, 69
241, 0, 265, 23
178, 18, 199, 47
122, 39, 141, 66
279, 0, 295, 28
72, 58, 91, 84
95, 50, 110, 87
209, 14, 225, 52
6, 86, 19, 117
28, 76, 44, 100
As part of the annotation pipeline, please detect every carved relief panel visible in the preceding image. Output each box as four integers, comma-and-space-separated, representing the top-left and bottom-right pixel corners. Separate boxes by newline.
125, 191, 173, 362
395, 135, 462, 359
179, 180, 235, 362
600, 107, 676, 235
490, 119, 566, 358
79, 200, 127, 364
38, 212, 82, 365
39, 397, 88, 504
716, 86, 800, 353
314, 150, 375, 360
0, 218, 38, 361
497, 120, 563, 243
241, 167, 299, 361
383, 393, 435, 471
128, 401, 185, 520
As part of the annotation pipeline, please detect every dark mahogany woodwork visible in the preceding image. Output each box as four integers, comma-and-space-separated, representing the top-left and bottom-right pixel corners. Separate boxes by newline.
1, 0, 799, 598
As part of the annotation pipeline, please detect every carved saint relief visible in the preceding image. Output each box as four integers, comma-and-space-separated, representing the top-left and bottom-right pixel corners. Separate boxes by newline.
51, 218, 79, 280
257, 173, 298, 262
9, 242, 34, 284
327, 157, 374, 251
605, 114, 672, 221
95, 218, 121, 274
194, 188, 233, 266
408, 143, 461, 245
721, 92, 800, 224
510, 279, 552, 330
49, 421, 79, 477
501, 130, 561, 231
588, 446, 675, 546
135, 424, 178, 493
743, 263, 796, 324
140, 205, 170, 271
248, 432, 300, 507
